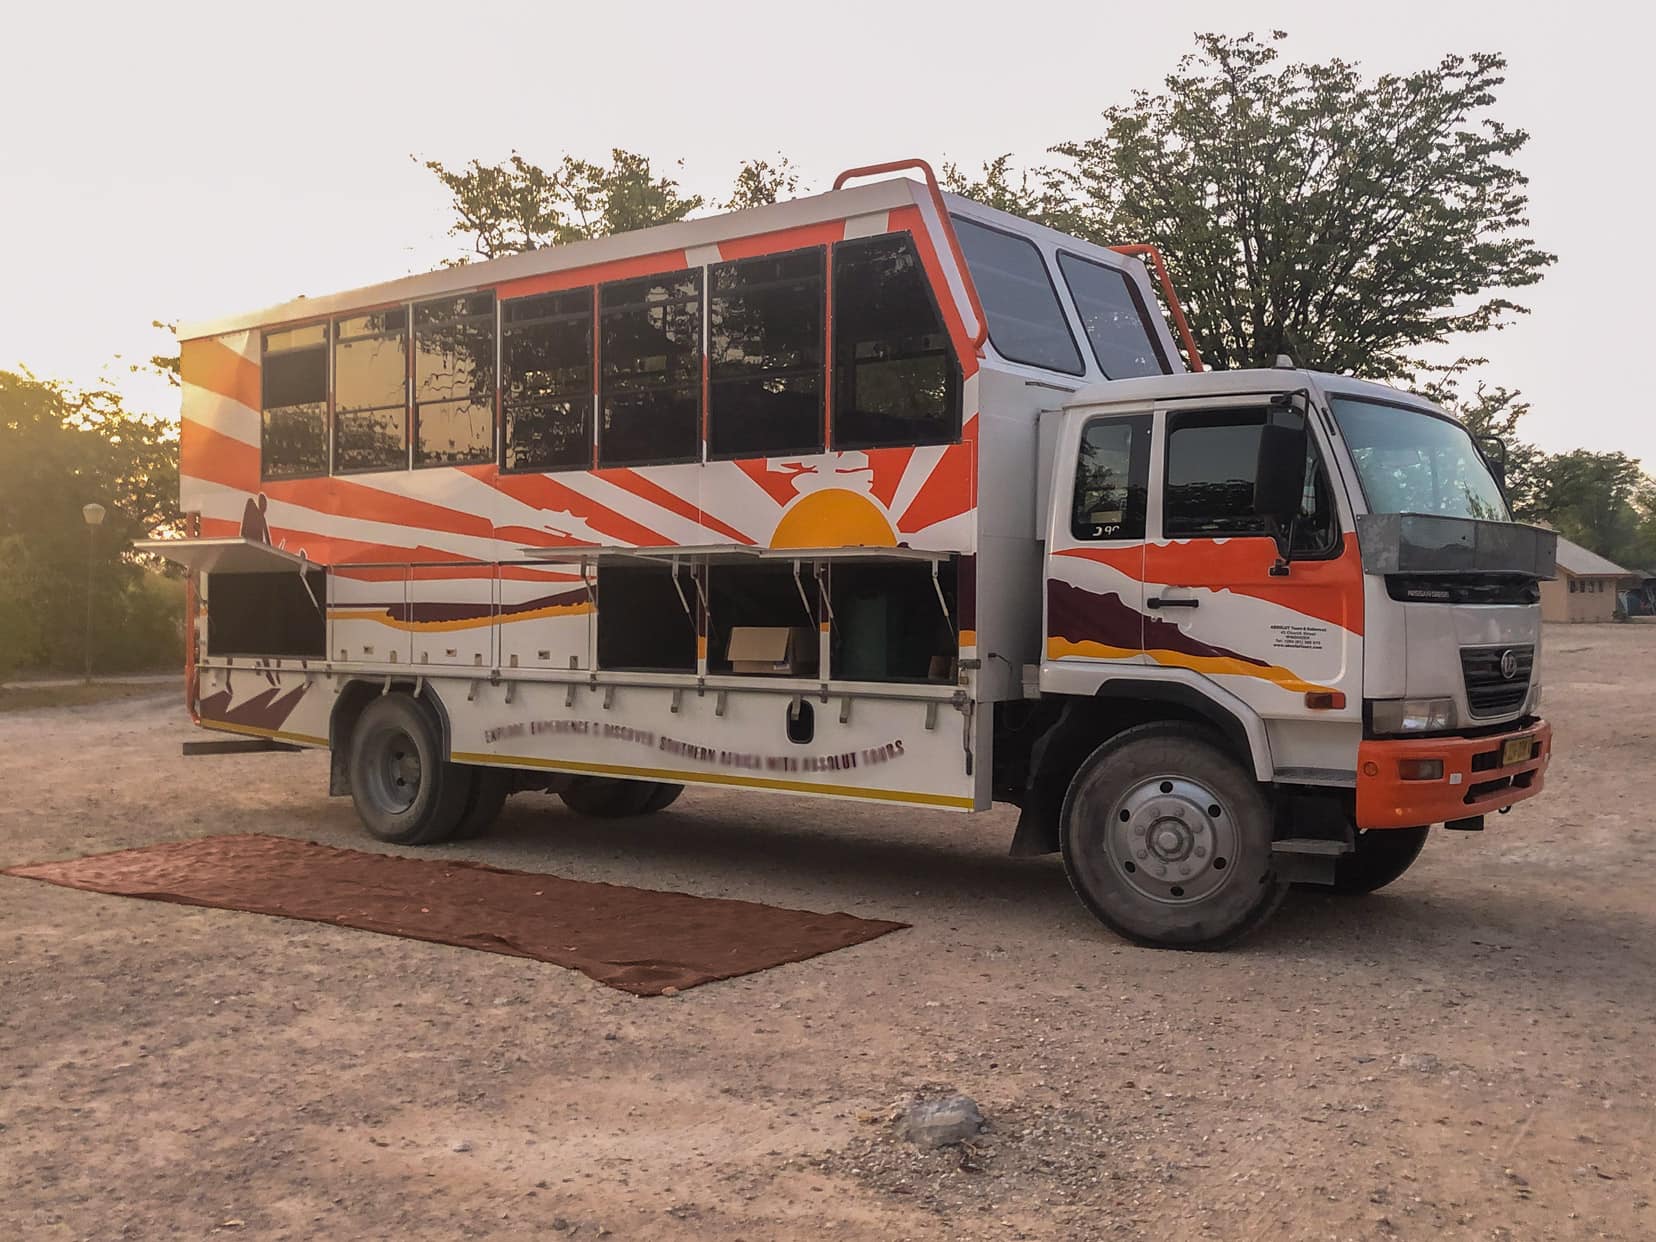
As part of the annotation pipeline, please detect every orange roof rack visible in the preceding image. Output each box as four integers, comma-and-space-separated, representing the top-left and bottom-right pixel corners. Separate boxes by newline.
1109, 244, 1205, 372
833, 158, 989, 356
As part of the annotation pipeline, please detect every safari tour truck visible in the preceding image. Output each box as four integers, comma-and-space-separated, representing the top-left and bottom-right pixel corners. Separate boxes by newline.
143, 159, 1555, 947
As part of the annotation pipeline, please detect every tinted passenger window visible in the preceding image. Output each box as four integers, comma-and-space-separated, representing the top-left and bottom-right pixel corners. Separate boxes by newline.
334, 309, 407, 472
1071, 415, 1150, 540
952, 217, 1083, 374
502, 288, 593, 471
414, 293, 495, 468
599, 271, 702, 466
832, 234, 960, 449
1165, 408, 1335, 551
1057, 253, 1169, 379
261, 323, 328, 479
708, 248, 824, 458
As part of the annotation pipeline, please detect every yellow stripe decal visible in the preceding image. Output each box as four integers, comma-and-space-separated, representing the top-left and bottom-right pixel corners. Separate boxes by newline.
200, 719, 328, 746
1044, 637, 1334, 695
451, 750, 974, 810
326, 602, 593, 633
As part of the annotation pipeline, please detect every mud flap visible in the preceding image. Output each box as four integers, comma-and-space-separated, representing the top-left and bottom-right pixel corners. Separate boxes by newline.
1270, 838, 1348, 885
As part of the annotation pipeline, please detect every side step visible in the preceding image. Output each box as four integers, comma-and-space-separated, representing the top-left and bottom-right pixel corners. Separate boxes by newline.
183, 738, 303, 756
1271, 837, 1351, 886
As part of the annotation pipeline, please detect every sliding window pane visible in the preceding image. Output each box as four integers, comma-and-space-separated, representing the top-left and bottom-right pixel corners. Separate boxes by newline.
262, 324, 329, 480
502, 287, 593, 472
708, 247, 824, 458
952, 216, 1083, 374
1056, 253, 1170, 378
505, 398, 590, 471
600, 389, 700, 466
415, 398, 494, 466
414, 293, 494, 467
832, 234, 960, 449
335, 408, 405, 473
261, 403, 328, 479
599, 271, 701, 466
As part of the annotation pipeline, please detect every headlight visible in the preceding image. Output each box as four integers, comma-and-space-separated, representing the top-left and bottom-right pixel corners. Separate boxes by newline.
1528, 683, 1542, 712
1369, 697, 1458, 733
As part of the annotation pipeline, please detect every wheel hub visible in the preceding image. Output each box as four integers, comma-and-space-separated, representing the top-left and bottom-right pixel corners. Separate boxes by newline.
1106, 776, 1238, 904
364, 725, 422, 815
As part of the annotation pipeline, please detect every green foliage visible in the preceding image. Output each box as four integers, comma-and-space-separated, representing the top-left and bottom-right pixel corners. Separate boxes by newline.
946, 32, 1554, 378
425, 151, 806, 260
0, 370, 183, 675
1426, 368, 1656, 569
422, 149, 706, 260
723, 157, 803, 211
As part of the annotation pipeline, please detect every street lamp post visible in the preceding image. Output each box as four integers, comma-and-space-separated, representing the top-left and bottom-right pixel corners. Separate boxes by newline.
82, 503, 106, 684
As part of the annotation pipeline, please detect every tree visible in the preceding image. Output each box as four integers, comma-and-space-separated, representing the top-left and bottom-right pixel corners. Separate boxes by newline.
947, 32, 1555, 378
723, 157, 802, 211
1421, 363, 1546, 523
423, 149, 708, 260
426, 151, 808, 260
0, 370, 182, 675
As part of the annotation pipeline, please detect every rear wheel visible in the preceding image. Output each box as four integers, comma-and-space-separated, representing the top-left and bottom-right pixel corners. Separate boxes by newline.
348, 694, 473, 845
1060, 723, 1286, 949
455, 766, 512, 839
1329, 827, 1430, 895
558, 776, 682, 818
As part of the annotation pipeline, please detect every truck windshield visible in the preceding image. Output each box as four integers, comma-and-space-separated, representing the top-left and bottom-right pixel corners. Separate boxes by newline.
1329, 396, 1509, 521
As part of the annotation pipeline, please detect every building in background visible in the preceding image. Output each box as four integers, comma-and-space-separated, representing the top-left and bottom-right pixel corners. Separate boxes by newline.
1540, 536, 1637, 622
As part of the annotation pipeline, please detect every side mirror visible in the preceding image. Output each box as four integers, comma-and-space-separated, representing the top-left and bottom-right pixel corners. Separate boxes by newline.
1474, 433, 1508, 491
1253, 421, 1308, 531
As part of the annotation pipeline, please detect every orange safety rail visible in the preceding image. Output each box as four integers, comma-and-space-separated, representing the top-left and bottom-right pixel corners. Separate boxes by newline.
183, 511, 201, 722
832, 159, 989, 356
1109, 244, 1205, 372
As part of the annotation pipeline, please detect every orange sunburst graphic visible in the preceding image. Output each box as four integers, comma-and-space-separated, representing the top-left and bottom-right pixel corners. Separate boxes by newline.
770, 489, 897, 548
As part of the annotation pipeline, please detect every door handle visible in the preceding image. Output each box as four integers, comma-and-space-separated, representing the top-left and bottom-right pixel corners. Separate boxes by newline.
1147, 597, 1199, 610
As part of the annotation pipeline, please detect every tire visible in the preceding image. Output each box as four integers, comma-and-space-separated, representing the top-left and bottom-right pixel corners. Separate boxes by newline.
348, 693, 474, 846
638, 782, 685, 813
1059, 723, 1287, 949
558, 776, 673, 818
454, 766, 513, 839
1329, 827, 1430, 895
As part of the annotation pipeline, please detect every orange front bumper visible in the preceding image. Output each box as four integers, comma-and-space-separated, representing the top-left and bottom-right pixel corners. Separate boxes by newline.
1355, 719, 1552, 829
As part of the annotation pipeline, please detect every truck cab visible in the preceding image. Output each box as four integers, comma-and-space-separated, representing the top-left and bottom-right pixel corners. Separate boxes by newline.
1021, 366, 1552, 945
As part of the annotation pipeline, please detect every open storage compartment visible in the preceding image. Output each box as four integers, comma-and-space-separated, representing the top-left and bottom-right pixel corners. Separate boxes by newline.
708, 561, 820, 676
829, 556, 957, 683
208, 568, 327, 659
595, 561, 697, 672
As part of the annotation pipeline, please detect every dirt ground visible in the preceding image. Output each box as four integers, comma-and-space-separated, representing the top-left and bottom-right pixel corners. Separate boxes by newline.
3, 625, 1652, 1241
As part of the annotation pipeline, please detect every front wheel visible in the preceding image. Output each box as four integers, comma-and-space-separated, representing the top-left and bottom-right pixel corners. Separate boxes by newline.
1060, 723, 1286, 949
1329, 827, 1430, 895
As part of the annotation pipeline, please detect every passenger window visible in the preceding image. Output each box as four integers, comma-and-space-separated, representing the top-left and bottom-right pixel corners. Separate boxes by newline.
952, 217, 1083, 375
261, 323, 329, 479
708, 248, 825, 459
1071, 415, 1150, 541
1164, 408, 1337, 552
414, 293, 495, 468
599, 271, 702, 467
832, 234, 960, 450
334, 309, 408, 472
503, 288, 593, 471
1057, 253, 1170, 379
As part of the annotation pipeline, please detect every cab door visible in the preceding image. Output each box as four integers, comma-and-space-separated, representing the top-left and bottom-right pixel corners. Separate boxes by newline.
1140, 402, 1362, 723
1044, 411, 1153, 665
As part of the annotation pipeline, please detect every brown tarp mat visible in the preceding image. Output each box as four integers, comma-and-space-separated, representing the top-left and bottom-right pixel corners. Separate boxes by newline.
3, 833, 906, 996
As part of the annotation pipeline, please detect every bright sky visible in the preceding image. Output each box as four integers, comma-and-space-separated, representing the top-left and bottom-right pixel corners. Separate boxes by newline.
3, 1, 1648, 463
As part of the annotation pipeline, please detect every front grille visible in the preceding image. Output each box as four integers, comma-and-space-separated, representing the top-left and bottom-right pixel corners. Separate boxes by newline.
1460, 644, 1534, 717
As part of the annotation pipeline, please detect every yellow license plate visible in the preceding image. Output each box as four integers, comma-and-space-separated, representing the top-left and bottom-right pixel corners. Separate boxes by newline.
1502, 735, 1534, 766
